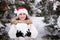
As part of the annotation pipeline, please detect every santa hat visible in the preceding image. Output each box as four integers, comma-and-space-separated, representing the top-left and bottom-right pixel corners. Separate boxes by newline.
14, 7, 29, 17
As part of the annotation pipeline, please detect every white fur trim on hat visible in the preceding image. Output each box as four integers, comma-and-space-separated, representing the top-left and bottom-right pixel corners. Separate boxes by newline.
17, 8, 28, 16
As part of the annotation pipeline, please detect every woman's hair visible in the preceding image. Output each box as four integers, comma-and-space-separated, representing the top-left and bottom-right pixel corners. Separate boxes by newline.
16, 15, 29, 20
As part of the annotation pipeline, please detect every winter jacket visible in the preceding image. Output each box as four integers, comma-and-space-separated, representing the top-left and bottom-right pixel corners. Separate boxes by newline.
8, 23, 38, 39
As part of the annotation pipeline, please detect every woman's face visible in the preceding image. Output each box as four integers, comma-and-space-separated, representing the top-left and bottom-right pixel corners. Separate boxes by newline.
18, 13, 26, 20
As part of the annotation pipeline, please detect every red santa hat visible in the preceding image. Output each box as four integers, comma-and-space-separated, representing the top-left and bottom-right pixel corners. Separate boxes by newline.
14, 6, 29, 17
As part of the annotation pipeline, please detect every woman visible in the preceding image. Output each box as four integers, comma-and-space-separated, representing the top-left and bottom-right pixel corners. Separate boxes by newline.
8, 7, 38, 40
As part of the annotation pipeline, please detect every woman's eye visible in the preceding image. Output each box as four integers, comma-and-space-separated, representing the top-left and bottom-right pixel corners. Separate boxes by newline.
20, 14, 22, 15
23, 13, 26, 15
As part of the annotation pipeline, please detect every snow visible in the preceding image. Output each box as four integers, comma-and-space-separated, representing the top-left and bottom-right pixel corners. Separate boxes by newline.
31, 17, 46, 36
0, 22, 5, 28
16, 23, 29, 35
53, 1, 60, 10
49, 0, 54, 1
8, 0, 15, 4
28, 17, 47, 40
34, 0, 41, 6
5, 23, 11, 32
57, 16, 60, 28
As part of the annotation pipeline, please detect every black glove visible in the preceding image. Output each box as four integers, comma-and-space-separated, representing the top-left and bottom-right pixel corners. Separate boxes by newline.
16, 30, 24, 37
25, 29, 31, 37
